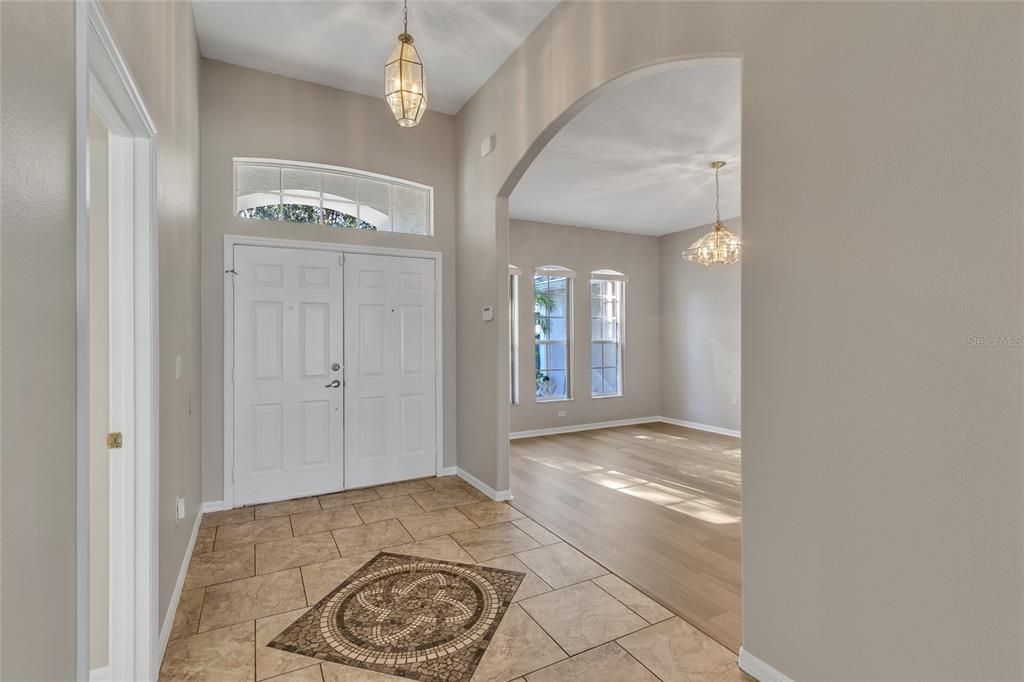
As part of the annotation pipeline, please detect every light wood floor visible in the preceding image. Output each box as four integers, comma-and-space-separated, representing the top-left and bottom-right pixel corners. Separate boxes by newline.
509, 422, 742, 652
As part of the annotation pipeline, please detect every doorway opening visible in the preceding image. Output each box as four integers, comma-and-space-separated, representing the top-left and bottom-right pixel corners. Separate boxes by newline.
76, 2, 160, 679
499, 58, 743, 652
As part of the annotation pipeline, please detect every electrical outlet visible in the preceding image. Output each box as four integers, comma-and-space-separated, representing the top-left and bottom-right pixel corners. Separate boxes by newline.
175, 354, 182, 380
557, 410, 567, 417
176, 496, 186, 520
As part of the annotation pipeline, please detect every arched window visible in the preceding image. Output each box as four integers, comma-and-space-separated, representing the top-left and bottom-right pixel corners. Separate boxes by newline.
534, 266, 575, 401
590, 270, 626, 397
234, 159, 432, 235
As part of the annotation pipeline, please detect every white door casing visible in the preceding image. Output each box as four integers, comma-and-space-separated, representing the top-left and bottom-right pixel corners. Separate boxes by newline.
232, 245, 345, 505
344, 254, 437, 488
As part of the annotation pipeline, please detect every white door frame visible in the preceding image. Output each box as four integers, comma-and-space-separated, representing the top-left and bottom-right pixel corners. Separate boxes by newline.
223, 234, 445, 509
75, 2, 160, 681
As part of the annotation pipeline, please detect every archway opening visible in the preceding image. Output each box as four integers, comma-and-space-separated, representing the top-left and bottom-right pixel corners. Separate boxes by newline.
498, 57, 743, 652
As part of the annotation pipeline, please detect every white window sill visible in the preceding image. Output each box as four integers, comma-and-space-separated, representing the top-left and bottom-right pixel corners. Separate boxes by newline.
536, 397, 574, 404
592, 393, 624, 400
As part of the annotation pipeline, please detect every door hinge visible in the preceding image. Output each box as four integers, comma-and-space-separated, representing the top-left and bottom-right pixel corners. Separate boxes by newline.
231, 467, 236, 483
107, 432, 123, 449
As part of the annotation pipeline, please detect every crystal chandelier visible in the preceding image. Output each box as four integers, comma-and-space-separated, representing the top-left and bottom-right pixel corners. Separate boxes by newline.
682, 161, 741, 266
385, 0, 427, 128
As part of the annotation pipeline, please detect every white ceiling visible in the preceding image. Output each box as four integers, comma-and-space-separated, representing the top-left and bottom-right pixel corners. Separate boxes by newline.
191, 0, 559, 115
509, 59, 741, 236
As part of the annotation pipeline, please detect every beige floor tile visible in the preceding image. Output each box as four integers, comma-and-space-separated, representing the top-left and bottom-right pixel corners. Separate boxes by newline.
476, 555, 551, 602
373, 479, 432, 498
424, 475, 465, 489
169, 588, 205, 641
617, 617, 744, 682
290, 506, 363, 536
319, 488, 380, 509
411, 487, 479, 511
470, 604, 566, 681
201, 506, 255, 528
215, 516, 294, 550
524, 643, 659, 682
265, 666, 324, 681
515, 543, 607, 589
390, 535, 475, 563
593, 574, 673, 624
353, 495, 424, 523
183, 545, 255, 590
457, 501, 525, 526
255, 497, 322, 519
159, 621, 255, 681
331, 519, 412, 556
398, 507, 478, 540
451, 523, 540, 562
519, 581, 647, 655
256, 607, 321, 680
512, 518, 560, 546
256, 532, 340, 574
200, 569, 306, 632
195, 526, 217, 554
321, 662, 406, 680
300, 552, 379, 605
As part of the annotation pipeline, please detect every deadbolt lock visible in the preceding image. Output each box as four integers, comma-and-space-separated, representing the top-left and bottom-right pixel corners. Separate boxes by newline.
332, 363, 341, 371
107, 432, 123, 449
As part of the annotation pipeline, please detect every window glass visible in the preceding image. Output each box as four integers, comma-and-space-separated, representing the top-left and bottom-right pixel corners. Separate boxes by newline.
234, 160, 431, 235
590, 278, 623, 397
535, 272, 572, 400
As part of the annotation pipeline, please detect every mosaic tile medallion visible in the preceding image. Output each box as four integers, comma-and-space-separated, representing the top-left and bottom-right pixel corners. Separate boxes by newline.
269, 552, 524, 681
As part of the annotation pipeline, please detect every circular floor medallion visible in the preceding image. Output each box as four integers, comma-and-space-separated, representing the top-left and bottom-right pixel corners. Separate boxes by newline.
319, 560, 500, 665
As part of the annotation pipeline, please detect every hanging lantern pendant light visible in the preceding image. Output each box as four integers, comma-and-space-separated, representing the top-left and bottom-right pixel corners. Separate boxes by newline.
682, 161, 741, 266
385, 0, 427, 128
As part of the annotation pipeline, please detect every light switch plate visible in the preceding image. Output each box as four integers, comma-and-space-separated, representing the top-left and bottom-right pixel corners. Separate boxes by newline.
176, 496, 185, 520
175, 354, 182, 380
482, 305, 494, 321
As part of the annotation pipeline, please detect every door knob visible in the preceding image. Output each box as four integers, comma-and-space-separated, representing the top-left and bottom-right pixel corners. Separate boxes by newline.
324, 379, 341, 388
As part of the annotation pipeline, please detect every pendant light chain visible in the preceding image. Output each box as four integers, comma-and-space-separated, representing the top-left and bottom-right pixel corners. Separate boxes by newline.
403, 0, 408, 35
715, 163, 721, 226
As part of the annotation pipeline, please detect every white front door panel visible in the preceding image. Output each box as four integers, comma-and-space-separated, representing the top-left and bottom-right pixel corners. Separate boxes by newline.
233, 246, 344, 505
344, 254, 436, 488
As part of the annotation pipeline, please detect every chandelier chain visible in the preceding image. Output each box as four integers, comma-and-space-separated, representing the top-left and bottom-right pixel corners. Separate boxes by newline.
403, 0, 408, 34
715, 164, 721, 224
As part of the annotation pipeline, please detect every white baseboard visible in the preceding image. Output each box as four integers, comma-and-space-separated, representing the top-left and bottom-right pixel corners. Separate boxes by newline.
457, 467, 511, 501
437, 466, 457, 476
89, 666, 111, 681
155, 507, 203, 674
658, 416, 741, 439
509, 416, 662, 440
739, 647, 793, 682
201, 500, 226, 513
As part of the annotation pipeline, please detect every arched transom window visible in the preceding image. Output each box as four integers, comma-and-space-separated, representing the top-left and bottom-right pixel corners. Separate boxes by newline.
234, 158, 432, 235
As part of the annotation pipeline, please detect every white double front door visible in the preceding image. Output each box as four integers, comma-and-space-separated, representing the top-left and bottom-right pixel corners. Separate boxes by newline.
232, 245, 437, 506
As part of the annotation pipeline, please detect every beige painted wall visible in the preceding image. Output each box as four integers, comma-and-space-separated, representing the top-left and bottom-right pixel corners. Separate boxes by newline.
1, 2, 78, 678
509, 219, 661, 433
660, 220, 741, 434
199, 59, 458, 502
100, 0, 203, 626
456, 2, 1023, 679
88, 109, 111, 671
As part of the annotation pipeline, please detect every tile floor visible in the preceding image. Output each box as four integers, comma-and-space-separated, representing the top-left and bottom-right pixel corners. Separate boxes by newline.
161, 476, 750, 682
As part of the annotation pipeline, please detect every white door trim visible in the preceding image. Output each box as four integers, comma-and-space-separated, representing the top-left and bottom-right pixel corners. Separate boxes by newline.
223, 234, 445, 509
76, 2, 160, 681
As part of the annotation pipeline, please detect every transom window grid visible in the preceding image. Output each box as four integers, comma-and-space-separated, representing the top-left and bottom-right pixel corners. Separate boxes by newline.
234, 159, 432, 235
